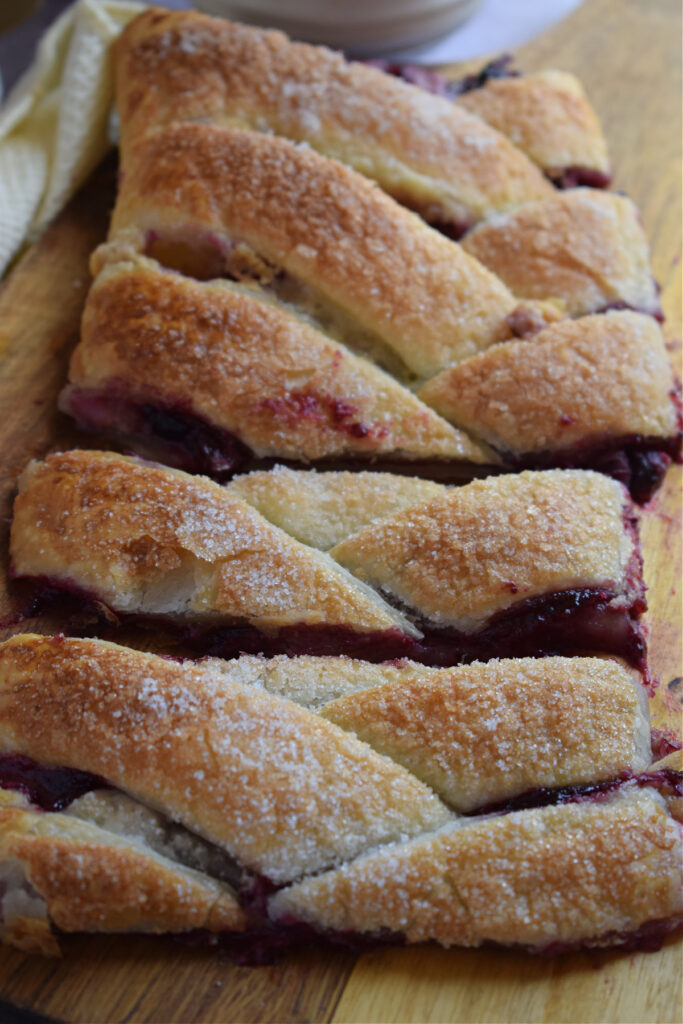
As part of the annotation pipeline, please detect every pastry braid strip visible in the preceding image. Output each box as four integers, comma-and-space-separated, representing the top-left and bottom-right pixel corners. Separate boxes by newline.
270, 785, 683, 951
10, 454, 646, 667
100, 123, 553, 380
461, 190, 661, 319
61, 255, 492, 472
0, 635, 451, 885
0, 790, 246, 955
220, 654, 652, 812
418, 311, 682, 503
456, 67, 611, 185
227, 467, 447, 551
329, 469, 641, 632
113, 8, 553, 232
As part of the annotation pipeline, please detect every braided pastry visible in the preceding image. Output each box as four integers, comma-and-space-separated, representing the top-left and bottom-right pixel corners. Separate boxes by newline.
63, 8, 678, 499
113, 8, 553, 234
10, 451, 646, 667
0, 635, 679, 956
0, 789, 246, 955
60, 254, 492, 476
3, 9, 680, 967
62, 255, 680, 497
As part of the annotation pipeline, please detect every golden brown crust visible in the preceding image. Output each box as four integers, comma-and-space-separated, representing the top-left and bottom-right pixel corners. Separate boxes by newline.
219, 653, 650, 811
330, 470, 635, 630
114, 9, 552, 225
10, 450, 412, 635
0, 635, 452, 883
458, 70, 610, 177
270, 788, 683, 947
418, 311, 679, 454
317, 657, 650, 810
67, 257, 488, 463
103, 123, 540, 379
227, 467, 447, 550
0, 801, 246, 951
461, 190, 660, 318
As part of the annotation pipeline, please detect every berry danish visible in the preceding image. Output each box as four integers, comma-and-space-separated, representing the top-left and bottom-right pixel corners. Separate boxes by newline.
10, 452, 646, 667
0, 635, 679, 956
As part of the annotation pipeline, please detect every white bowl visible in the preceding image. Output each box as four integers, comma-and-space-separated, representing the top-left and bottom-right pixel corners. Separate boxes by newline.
193, 0, 484, 56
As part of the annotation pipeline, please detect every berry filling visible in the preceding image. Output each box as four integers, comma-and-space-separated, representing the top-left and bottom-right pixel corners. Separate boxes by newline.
471, 768, 683, 818
0, 754, 111, 812
507, 431, 682, 504
61, 386, 250, 480
179, 586, 647, 671
61, 385, 680, 500
546, 166, 613, 189
13, 576, 647, 673
367, 55, 519, 99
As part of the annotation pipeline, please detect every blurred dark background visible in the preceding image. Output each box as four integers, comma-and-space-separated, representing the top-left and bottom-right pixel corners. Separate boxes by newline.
0, 0, 187, 96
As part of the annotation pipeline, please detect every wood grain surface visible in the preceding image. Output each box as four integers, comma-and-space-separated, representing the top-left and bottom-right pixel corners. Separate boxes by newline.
0, 0, 680, 1021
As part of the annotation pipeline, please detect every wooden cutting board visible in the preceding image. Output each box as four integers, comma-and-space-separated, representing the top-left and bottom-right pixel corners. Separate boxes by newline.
0, 0, 680, 1020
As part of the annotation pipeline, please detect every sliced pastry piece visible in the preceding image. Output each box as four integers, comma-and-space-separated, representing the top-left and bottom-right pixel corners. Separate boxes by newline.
457, 68, 611, 187
98, 123, 557, 379
227, 466, 447, 550
61, 256, 491, 478
0, 789, 246, 955
270, 784, 683, 952
329, 469, 647, 667
461, 190, 661, 319
114, 9, 552, 233
0, 635, 452, 885
419, 311, 682, 502
11, 456, 646, 666
10, 450, 424, 661
221, 654, 652, 812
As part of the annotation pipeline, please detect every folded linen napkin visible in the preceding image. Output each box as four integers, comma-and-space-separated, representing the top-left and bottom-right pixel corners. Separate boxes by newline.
0, 0, 143, 278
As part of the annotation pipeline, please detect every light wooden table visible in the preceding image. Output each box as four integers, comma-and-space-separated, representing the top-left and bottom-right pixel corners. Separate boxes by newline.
0, 0, 680, 1021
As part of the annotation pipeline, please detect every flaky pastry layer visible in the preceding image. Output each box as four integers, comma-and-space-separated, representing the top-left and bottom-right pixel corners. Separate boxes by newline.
458, 69, 610, 180
0, 635, 451, 884
0, 792, 245, 954
419, 311, 680, 454
270, 787, 683, 949
10, 450, 410, 636
100, 123, 553, 379
227, 467, 447, 550
221, 653, 651, 811
330, 469, 639, 631
114, 9, 552, 228
461, 190, 660, 318
65, 256, 488, 464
